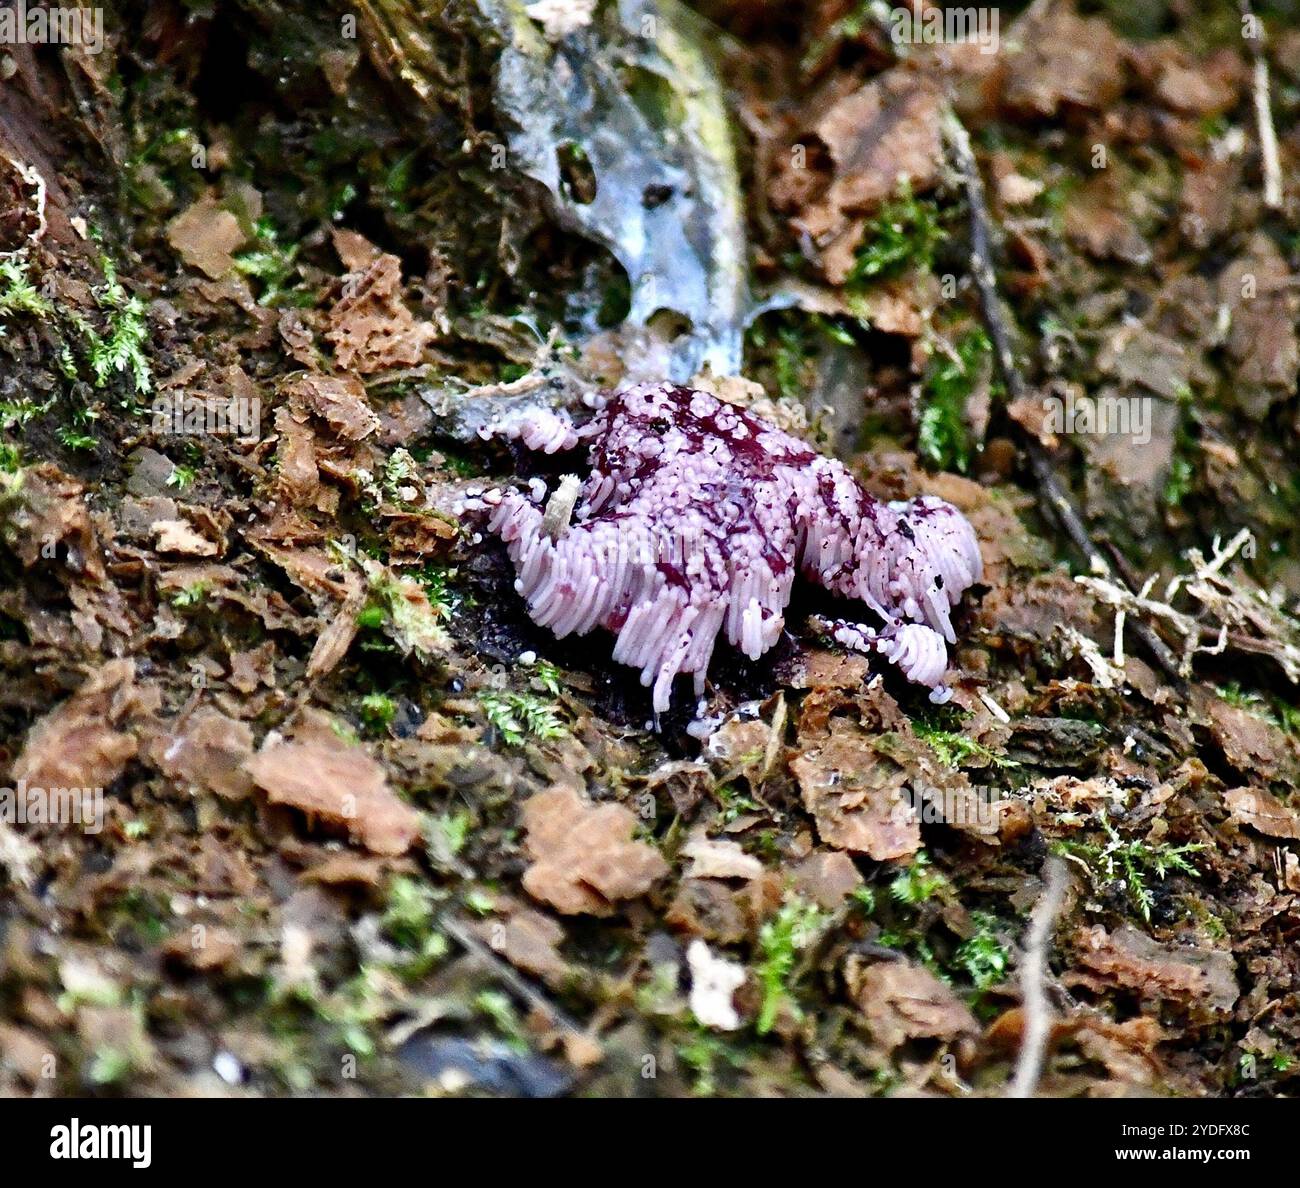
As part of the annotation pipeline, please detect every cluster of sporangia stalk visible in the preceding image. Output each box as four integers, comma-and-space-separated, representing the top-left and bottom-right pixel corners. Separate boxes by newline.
475, 382, 983, 716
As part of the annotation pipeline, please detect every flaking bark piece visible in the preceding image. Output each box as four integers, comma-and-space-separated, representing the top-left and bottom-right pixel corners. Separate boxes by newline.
244, 736, 419, 856
1071, 926, 1238, 1018
848, 959, 979, 1054
324, 252, 438, 374
14, 658, 158, 792
520, 785, 668, 916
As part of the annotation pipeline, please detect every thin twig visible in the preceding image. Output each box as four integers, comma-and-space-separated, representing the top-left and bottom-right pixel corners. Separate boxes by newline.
1243, 1, 1284, 211
940, 104, 1186, 687
441, 913, 585, 1037
1008, 855, 1068, 1099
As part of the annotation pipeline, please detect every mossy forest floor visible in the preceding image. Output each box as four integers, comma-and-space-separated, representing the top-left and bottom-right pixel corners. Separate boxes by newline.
2, 0, 1300, 1097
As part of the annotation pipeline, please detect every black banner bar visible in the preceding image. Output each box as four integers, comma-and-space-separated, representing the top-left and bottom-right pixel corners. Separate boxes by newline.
0, 1096, 1292, 1175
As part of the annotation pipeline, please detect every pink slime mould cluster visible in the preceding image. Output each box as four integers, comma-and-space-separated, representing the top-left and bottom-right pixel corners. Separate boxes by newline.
478, 381, 983, 716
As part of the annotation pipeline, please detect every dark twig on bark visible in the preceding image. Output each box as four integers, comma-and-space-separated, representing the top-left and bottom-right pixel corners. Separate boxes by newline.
441, 913, 585, 1037
940, 104, 1186, 688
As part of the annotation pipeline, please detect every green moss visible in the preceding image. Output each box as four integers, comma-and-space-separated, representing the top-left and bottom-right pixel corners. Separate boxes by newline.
1163, 454, 1195, 509
1041, 173, 1080, 234
87, 1046, 134, 1086
846, 182, 945, 284
954, 912, 1011, 991
889, 850, 948, 905
358, 564, 451, 659
801, 0, 876, 70
677, 1025, 745, 1096
1162, 399, 1200, 510
474, 989, 528, 1051
169, 581, 209, 609
434, 449, 484, 479
355, 604, 386, 630
531, 660, 563, 696
478, 689, 567, 746
43, 252, 155, 397
0, 395, 52, 429
407, 564, 465, 619
714, 782, 759, 825
382, 449, 420, 502
744, 310, 860, 403
1055, 820, 1202, 923
377, 876, 448, 982
56, 427, 99, 453
87, 257, 153, 393
755, 895, 825, 1034
424, 810, 473, 862
773, 324, 808, 403
359, 692, 398, 732
913, 720, 1018, 769
233, 217, 311, 307
0, 254, 152, 431
0, 255, 53, 319
918, 325, 995, 474
381, 876, 437, 948
850, 885, 876, 914
166, 462, 197, 490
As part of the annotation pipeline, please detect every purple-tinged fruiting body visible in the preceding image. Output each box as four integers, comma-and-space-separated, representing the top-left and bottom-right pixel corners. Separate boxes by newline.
480, 382, 983, 715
